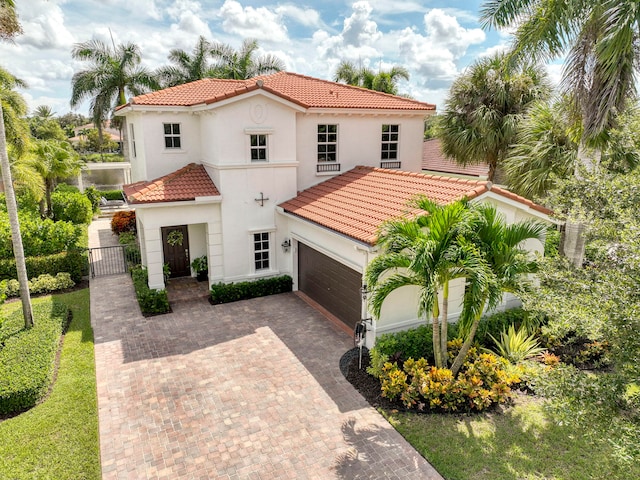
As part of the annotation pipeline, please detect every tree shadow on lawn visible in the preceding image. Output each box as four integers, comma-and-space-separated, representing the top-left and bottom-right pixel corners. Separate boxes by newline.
392, 394, 632, 480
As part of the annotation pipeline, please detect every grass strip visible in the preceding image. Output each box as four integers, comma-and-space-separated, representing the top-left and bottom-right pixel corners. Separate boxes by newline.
0, 290, 100, 479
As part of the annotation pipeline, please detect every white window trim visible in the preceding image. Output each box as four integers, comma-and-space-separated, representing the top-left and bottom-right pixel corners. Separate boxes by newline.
317, 124, 339, 164
129, 124, 137, 158
249, 134, 269, 162
251, 231, 273, 273
163, 122, 182, 150
381, 124, 400, 161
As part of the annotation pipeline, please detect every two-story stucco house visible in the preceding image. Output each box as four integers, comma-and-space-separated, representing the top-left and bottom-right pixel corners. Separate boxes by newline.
117, 71, 551, 343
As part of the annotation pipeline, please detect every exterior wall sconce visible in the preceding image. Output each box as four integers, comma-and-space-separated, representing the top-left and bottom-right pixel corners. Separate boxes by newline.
281, 238, 291, 253
360, 284, 369, 301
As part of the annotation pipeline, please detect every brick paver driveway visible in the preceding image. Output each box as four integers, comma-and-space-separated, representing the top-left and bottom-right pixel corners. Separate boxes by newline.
91, 274, 443, 480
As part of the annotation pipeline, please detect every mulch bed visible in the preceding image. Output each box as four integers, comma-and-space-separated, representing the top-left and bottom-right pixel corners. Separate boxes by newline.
340, 347, 406, 411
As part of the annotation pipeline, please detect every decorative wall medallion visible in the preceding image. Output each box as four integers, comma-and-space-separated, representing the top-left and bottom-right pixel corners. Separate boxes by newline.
251, 103, 267, 124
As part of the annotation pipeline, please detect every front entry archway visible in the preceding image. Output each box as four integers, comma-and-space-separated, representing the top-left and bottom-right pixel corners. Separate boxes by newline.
162, 225, 190, 277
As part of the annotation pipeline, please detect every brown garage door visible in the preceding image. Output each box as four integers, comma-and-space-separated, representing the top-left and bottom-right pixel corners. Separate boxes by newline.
298, 242, 362, 330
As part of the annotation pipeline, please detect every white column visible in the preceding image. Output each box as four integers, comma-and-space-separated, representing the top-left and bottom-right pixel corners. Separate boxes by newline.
145, 227, 165, 289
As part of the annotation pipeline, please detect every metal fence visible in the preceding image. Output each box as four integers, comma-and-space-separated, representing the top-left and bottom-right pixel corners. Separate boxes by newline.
88, 244, 140, 277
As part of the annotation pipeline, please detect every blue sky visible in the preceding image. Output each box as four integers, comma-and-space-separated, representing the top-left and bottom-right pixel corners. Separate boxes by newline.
3, 0, 558, 116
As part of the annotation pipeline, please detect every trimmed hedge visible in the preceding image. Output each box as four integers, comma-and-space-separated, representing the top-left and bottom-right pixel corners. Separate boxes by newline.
0, 302, 70, 414
100, 189, 124, 201
210, 275, 293, 304
0, 250, 88, 283
130, 266, 170, 315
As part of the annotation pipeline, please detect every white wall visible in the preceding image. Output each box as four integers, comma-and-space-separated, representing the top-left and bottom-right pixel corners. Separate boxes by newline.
199, 94, 298, 167
135, 112, 202, 181
295, 112, 426, 189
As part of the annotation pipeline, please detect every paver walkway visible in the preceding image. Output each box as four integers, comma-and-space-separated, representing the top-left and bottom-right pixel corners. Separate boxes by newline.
90, 220, 443, 479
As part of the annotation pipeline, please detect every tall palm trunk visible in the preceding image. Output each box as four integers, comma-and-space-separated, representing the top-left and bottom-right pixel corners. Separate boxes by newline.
440, 280, 450, 367
449, 299, 487, 376
432, 296, 443, 368
0, 104, 33, 328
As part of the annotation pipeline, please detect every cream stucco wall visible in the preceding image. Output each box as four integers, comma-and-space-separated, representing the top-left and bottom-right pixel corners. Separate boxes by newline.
295, 112, 426, 189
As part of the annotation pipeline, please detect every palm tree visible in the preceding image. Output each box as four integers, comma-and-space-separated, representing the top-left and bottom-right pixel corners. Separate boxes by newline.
437, 52, 551, 182
210, 39, 285, 80
0, 0, 21, 41
0, 66, 29, 156
450, 204, 546, 375
505, 98, 640, 200
481, 0, 640, 159
70, 39, 159, 135
366, 198, 490, 368
0, 3, 32, 328
504, 98, 580, 199
333, 60, 410, 95
157, 36, 219, 87
29, 139, 82, 217
33, 105, 55, 119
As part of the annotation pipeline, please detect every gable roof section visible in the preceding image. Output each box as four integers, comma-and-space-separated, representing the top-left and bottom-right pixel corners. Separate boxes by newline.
123, 163, 220, 204
422, 139, 490, 178
120, 72, 435, 111
279, 166, 551, 245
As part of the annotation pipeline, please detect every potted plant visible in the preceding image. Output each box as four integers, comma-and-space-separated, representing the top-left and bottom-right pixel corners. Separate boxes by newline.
191, 255, 208, 282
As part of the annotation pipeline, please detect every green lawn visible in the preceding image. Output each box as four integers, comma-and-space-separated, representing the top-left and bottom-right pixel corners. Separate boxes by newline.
0, 289, 101, 479
385, 395, 638, 480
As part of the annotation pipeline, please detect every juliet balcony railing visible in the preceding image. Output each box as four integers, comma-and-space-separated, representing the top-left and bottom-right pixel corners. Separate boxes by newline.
380, 161, 401, 169
317, 163, 341, 173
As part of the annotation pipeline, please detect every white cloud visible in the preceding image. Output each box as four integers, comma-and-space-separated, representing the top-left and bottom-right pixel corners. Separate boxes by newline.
100, 0, 164, 22
218, 0, 288, 43
397, 9, 485, 87
16, 0, 75, 49
275, 5, 323, 29
313, 1, 382, 62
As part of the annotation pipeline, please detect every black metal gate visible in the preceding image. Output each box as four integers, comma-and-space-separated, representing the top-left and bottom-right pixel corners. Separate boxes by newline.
88, 244, 140, 277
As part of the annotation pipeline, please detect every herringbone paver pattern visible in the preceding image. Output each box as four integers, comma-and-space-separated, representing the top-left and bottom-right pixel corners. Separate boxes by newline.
90, 224, 443, 479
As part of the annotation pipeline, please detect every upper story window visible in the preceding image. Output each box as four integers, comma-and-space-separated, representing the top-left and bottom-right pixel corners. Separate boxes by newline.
163, 123, 181, 149
317, 124, 337, 162
250, 134, 268, 161
381, 124, 400, 168
129, 124, 137, 158
381, 124, 399, 160
253, 232, 270, 270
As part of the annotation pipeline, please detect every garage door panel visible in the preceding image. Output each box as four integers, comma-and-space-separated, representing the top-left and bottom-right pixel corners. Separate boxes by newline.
298, 243, 361, 329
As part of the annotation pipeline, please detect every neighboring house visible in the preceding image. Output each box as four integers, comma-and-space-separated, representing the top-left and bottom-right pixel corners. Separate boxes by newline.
69, 121, 123, 151
422, 138, 490, 179
117, 71, 551, 343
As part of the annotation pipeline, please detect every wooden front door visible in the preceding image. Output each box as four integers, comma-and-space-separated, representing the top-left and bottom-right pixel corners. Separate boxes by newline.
162, 225, 190, 278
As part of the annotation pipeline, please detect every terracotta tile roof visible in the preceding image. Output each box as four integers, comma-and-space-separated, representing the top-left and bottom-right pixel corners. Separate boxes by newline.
120, 72, 435, 111
422, 139, 490, 178
123, 163, 220, 204
279, 166, 491, 245
490, 186, 553, 216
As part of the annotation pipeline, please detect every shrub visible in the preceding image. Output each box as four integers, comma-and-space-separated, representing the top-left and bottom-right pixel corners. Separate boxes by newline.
111, 210, 136, 235
0, 302, 69, 414
379, 344, 519, 412
210, 275, 293, 304
0, 250, 87, 283
118, 232, 137, 245
0, 214, 84, 257
0, 280, 6, 305
489, 325, 546, 364
2, 273, 75, 297
474, 308, 530, 348
83, 186, 101, 213
130, 265, 169, 314
366, 348, 390, 379
374, 324, 435, 363
51, 190, 93, 224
